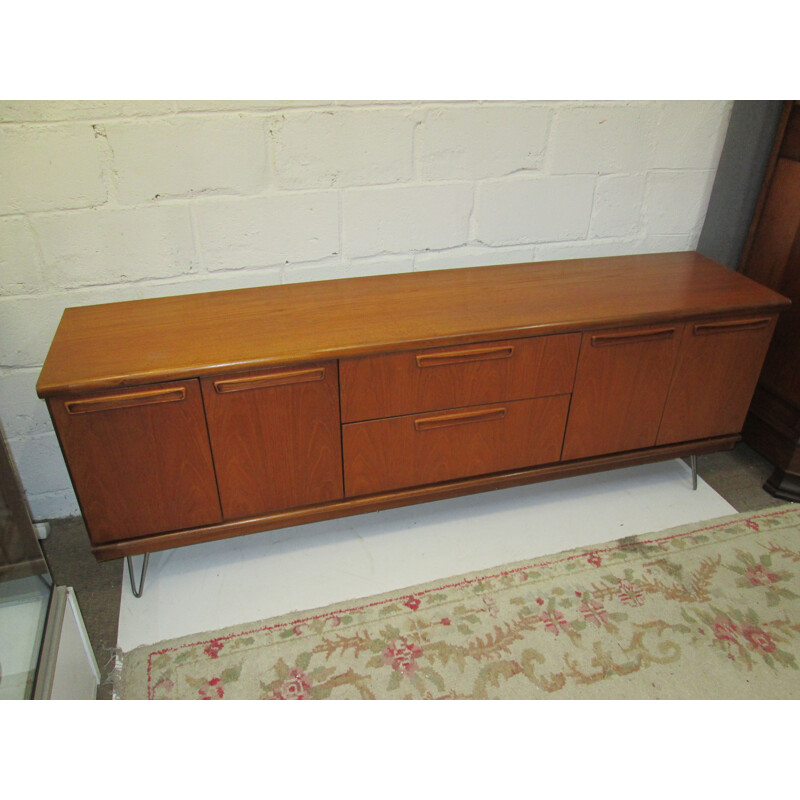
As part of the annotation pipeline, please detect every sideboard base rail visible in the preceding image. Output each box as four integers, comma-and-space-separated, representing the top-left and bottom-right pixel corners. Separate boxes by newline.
94, 435, 738, 563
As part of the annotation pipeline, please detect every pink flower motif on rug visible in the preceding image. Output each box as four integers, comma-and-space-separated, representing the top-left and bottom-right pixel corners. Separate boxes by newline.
272, 668, 312, 700
580, 600, 609, 627
713, 616, 739, 643
540, 610, 570, 636
617, 580, 645, 606
404, 597, 421, 611
744, 565, 781, 586
198, 677, 225, 700
742, 625, 777, 654
587, 553, 602, 567
204, 639, 225, 659
382, 638, 423, 678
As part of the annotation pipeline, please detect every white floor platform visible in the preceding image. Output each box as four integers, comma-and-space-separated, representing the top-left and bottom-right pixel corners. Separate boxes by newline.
117, 458, 736, 652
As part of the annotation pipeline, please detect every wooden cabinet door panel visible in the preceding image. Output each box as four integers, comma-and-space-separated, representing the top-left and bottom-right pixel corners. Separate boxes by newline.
48, 379, 222, 544
561, 324, 684, 461
201, 361, 343, 520
342, 395, 570, 497
339, 333, 580, 422
657, 315, 778, 445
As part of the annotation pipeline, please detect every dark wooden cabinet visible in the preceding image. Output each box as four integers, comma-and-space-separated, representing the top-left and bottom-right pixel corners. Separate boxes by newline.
740, 101, 800, 501
37, 252, 789, 561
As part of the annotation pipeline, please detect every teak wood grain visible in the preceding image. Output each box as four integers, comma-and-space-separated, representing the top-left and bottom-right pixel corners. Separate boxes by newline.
91, 435, 742, 561
200, 361, 343, 520
36, 252, 789, 398
339, 333, 580, 422
561, 324, 684, 461
342, 395, 570, 497
657, 316, 777, 445
48, 379, 222, 544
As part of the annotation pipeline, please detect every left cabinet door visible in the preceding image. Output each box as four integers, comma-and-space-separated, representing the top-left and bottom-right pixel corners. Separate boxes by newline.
49, 379, 222, 544
201, 361, 344, 520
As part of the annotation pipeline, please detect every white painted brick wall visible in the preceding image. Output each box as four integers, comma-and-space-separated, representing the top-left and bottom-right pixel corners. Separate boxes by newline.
104, 116, 269, 203
0, 99, 733, 520
194, 193, 340, 269
343, 183, 473, 257
0, 125, 106, 213
475, 175, 597, 245
271, 108, 415, 189
416, 105, 551, 180
33, 204, 198, 286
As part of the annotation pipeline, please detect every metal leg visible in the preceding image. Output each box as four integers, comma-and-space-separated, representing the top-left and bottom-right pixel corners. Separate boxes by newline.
126, 553, 150, 598
690, 455, 698, 491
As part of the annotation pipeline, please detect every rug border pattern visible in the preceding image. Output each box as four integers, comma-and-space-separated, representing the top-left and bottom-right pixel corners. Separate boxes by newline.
140, 505, 799, 698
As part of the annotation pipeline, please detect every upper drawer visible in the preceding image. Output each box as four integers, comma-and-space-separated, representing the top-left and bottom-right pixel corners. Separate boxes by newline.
339, 333, 580, 422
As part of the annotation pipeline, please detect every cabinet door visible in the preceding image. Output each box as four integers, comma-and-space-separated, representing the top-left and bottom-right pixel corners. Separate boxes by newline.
657, 316, 777, 445
49, 380, 222, 544
561, 324, 684, 461
201, 361, 343, 520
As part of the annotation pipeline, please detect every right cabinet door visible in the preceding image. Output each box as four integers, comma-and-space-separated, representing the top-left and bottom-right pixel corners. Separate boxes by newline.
562, 324, 684, 461
657, 315, 778, 445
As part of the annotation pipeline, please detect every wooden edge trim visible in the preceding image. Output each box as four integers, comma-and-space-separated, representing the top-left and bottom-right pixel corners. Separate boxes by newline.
91, 435, 740, 561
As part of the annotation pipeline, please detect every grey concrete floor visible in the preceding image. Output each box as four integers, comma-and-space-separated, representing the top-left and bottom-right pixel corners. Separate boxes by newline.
38, 442, 792, 700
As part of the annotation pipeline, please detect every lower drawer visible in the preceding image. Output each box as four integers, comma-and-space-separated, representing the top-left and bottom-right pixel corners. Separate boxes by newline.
342, 394, 570, 497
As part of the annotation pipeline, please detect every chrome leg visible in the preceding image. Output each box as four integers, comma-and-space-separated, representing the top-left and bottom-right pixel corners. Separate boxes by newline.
126, 553, 150, 598
690, 455, 698, 491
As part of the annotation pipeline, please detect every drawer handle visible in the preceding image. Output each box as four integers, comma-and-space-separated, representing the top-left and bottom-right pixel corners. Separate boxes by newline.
414, 407, 507, 431
416, 345, 514, 368
590, 327, 676, 347
693, 318, 771, 336
65, 387, 186, 414
213, 367, 326, 394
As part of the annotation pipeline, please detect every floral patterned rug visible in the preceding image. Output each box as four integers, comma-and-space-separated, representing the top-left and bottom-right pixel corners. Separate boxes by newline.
116, 504, 800, 699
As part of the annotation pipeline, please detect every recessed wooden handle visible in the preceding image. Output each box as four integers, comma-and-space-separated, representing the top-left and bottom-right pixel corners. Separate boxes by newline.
414, 407, 507, 431
64, 386, 186, 414
416, 345, 514, 368
591, 327, 676, 347
213, 367, 326, 394
693, 318, 771, 336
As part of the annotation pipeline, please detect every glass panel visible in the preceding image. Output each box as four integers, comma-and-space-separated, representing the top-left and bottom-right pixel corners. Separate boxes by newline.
0, 423, 53, 700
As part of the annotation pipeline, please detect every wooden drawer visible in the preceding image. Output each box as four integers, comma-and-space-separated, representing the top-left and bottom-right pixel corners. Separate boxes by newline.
48, 379, 222, 544
342, 394, 570, 497
339, 333, 580, 422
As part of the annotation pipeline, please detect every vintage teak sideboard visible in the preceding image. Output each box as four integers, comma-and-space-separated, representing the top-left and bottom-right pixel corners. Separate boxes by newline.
36, 252, 790, 594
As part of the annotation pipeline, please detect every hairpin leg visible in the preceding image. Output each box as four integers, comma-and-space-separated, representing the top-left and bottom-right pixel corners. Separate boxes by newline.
126, 553, 150, 598
690, 455, 698, 491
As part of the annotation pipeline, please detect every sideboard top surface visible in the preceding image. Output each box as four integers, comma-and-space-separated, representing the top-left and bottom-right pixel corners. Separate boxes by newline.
37, 251, 790, 397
